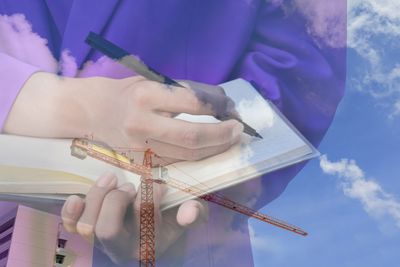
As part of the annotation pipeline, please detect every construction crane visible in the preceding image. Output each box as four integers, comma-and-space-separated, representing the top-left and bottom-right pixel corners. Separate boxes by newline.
70, 138, 307, 266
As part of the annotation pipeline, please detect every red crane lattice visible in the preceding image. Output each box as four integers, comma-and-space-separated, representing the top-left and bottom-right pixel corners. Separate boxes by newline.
139, 150, 156, 267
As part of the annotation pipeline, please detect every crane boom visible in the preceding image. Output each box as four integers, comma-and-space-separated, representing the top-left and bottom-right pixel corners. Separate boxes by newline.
154, 177, 307, 236
71, 138, 307, 236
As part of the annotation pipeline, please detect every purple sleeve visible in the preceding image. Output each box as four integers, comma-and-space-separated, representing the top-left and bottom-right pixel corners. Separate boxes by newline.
0, 52, 40, 131
227, 2, 346, 210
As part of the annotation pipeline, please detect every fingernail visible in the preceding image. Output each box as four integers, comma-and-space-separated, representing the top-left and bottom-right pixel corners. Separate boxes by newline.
118, 183, 135, 193
65, 196, 79, 214
76, 222, 95, 243
190, 207, 200, 224
96, 172, 117, 187
232, 122, 244, 138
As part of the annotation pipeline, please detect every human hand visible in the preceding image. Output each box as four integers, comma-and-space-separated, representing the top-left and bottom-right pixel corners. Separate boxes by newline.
61, 172, 206, 264
4, 73, 243, 161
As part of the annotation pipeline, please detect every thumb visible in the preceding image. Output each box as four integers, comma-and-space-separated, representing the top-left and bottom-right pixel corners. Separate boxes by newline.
156, 200, 207, 257
176, 200, 208, 227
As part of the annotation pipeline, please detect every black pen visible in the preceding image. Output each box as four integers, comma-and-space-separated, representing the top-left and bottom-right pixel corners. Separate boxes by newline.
86, 32, 185, 88
85, 32, 262, 138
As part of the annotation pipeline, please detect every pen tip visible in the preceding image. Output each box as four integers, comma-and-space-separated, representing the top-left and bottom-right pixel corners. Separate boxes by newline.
255, 132, 263, 139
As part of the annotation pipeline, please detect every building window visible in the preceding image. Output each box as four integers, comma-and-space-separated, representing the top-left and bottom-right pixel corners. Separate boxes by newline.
55, 254, 66, 264
0, 218, 15, 235
57, 239, 67, 249
0, 233, 12, 246
0, 250, 9, 260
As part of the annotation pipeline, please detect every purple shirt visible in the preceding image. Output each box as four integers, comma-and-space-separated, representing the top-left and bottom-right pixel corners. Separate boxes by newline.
0, 0, 346, 266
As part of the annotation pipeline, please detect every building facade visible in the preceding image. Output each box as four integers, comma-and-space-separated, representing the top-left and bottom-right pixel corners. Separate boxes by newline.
0, 203, 92, 267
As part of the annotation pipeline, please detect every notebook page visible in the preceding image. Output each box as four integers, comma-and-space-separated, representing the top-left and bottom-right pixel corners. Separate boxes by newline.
161, 79, 315, 208
0, 135, 142, 188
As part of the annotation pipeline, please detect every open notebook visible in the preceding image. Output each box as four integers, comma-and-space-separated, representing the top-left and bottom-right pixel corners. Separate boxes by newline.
0, 79, 318, 210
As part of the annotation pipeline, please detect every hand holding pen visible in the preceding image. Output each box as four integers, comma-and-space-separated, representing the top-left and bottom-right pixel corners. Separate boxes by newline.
86, 32, 262, 139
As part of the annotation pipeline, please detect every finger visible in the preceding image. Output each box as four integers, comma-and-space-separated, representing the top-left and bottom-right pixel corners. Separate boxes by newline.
149, 116, 243, 149
156, 200, 207, 255
178, 80, 227, 96
134, 80, 235, 118
152, 183, 176, 256
95, 183, 137, 264
154, 182, 167, 228
180, 80, 237, 119
147, 133, 241, 161
76, 172, 118, 241
157, 90, 233, 118
176, 200, 208, 227
61, 195, 85, 233
131, 80, 211, 115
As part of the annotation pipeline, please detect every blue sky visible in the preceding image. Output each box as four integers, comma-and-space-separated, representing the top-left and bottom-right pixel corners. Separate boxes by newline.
251, 85, 400, 267
251, 1, 400, 266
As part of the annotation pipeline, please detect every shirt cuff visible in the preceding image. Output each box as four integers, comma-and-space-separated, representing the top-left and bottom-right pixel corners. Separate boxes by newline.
0, 53, 41, 131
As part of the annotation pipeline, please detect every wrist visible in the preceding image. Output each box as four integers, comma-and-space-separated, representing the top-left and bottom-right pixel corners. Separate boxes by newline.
4, 72, 91, 138
52, 75, 93, 137
62, 76, 129, 140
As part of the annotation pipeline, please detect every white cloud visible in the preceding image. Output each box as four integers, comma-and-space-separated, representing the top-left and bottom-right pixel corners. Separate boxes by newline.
390, 100, 400, 119
237, 96, 275, 132
0, 14, 137, 79
293, 0, 347, 48
280, 0, 400, 117
0, 14, 58, 72
347, 0, 400, 117
249, 224, 284, 255
320, 155, 400, 228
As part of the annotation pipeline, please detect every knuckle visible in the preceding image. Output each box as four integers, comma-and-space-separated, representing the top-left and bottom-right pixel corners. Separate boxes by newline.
131, 87, 150, 107
187, 93, 203, 110
182, 129, 201, 148
139, 80, 163, 91
123, 118, 149, 136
